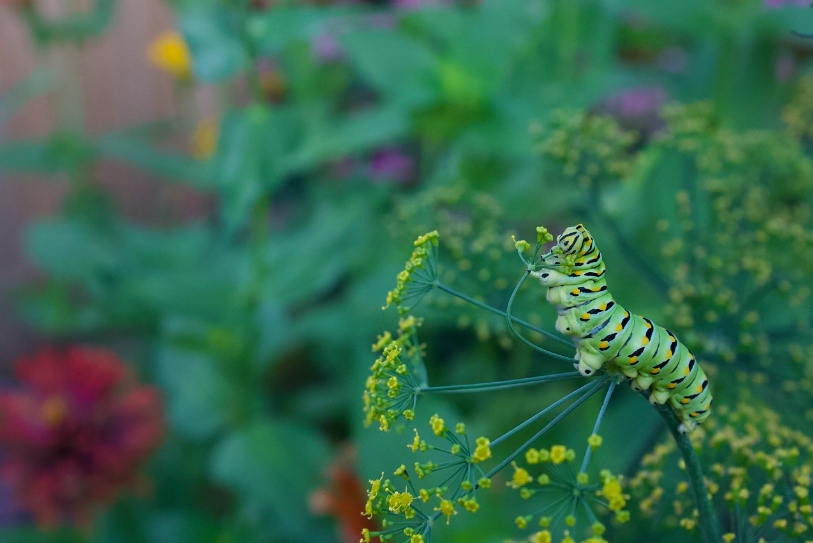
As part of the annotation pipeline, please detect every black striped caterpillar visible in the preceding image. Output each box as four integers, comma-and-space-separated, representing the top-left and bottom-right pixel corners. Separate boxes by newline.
531, 224, 712, 432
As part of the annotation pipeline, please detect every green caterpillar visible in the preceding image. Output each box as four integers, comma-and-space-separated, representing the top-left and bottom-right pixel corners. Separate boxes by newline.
531, 224, 712, 432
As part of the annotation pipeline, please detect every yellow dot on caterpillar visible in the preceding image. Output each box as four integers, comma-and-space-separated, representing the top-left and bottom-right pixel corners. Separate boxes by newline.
705, 404, 710, 409
641, 338, 649, 346
684, 366, 690, 375
577, 258, 585, 264
628, 356, 638, 364
599, 303, 607, 310
669, 336, 675, 342
681, 399, 690, 404
591, 287, 602, 292
690, 412, 698, 417
668, 384, 676, 389
645, 322, 652, 329
666, 350, 673, 358
599, 341, 609, 349
615, 324, 622, 331
624, 311, 629, 317
581, 314, 590, 321
650, 368, 661, 375
571, 289, 580, 295
696, 385, 703, 393
574, 271, 582, 276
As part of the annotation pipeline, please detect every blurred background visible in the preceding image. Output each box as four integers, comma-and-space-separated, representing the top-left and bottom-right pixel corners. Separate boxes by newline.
2, 0, 813, 542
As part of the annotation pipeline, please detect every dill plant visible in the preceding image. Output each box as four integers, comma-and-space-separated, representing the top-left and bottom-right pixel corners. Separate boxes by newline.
363, 231, 662, 543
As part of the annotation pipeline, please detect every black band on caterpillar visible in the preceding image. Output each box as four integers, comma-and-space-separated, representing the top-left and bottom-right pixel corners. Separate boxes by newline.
531, 224, 712, 433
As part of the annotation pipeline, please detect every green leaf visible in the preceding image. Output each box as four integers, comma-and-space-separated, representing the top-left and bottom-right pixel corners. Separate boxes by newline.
342, 30, 439, 107
0, 69, 53, 126
181, 8, 247, 82
155, 347, 233, 439
210, 421, 330, 541
96, 134, 215, 187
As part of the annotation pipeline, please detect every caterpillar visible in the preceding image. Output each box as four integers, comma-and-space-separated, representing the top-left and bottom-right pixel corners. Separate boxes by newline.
531, 224, 712, 432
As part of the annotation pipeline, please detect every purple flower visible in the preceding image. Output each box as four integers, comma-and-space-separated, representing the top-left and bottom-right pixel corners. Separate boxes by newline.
369, 148, 415, 184
604, 86, 667, 119
312, 32, 344, 63
393, 0, 448, 8
764, 0, 809, 9
594, 86, 668, 146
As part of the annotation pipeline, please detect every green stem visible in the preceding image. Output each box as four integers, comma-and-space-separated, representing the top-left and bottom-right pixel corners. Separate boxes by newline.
483, 376, 610, 480
436, 282, 574, 349
579, 378, 616, 474
505, 272, 575, 362
490, 377, 605, 447
652, 400, 722, 543
419, 371, 581, 394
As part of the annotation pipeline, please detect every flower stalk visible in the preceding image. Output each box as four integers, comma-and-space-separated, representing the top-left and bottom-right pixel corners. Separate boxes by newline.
651, 398, 723, 543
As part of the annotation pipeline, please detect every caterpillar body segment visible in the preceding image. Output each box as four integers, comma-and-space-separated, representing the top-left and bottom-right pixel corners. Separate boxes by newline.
531, 224, 712, 432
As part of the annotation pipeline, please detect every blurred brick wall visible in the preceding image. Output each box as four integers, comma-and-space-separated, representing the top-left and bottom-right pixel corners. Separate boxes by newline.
0, 0, 196, 366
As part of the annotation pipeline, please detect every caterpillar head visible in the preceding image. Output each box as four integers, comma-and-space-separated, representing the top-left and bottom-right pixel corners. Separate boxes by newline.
555, 224, 593, 256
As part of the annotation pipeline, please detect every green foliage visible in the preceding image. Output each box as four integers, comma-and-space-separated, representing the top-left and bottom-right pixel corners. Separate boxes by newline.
2, 0, 813, 543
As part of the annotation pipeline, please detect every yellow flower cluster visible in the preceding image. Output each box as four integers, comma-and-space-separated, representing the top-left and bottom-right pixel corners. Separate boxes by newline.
646, 101, 813, 420
630, 396, 813, 539
534, 109, 636, 188
510, 442, 628, 543
383, 231, 439, 315
362, 418, 492, 543
363, 317, 426, 431
389, 184, 521, 346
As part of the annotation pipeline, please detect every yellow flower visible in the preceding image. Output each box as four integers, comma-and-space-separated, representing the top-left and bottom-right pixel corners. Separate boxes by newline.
550, 445, 567, 464
148, 31, 192, 80
429, 414, 446, 436
435, 499, 456, 524
722, 534, 735, 543
388, 490, 414, 513
360, 528, 371, 543
531, 530, 552, 543
190, 117, 218, 161
525, 448, 540, 464
508, 462, 532, 488
588, 434, 603, 450
410, 535, 424, 543
472, 437, 492, 463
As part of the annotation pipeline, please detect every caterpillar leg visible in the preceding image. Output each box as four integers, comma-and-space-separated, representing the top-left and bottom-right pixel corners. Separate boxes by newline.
677, 421, 696, 434
575, 349, 605, 377
634, 374, 654, 390
649, 389, 671, 405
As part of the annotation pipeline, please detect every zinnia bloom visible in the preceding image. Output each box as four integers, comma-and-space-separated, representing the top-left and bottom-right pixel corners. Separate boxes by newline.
0, 347, 164, 527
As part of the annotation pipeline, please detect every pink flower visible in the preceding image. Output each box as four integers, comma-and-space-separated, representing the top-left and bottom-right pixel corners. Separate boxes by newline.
764, 0, 809, 9
0, 347, 164, 527
368, 148, 415, 184
312, 32, 344, 62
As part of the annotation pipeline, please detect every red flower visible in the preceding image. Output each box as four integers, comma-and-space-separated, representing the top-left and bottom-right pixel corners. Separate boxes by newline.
0, 347, 164, 527
309, 445, 378, 543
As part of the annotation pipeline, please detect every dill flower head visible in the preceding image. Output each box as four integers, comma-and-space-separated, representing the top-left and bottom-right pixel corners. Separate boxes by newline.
0, 347, 164, 527
362, 417, 491, 543
510, 443, 629, 543
148, 31, 193, 80
364, 317, 428, 431
533, 108, 636, 187
383, 231, 440, 315
630, 394, 813, 540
